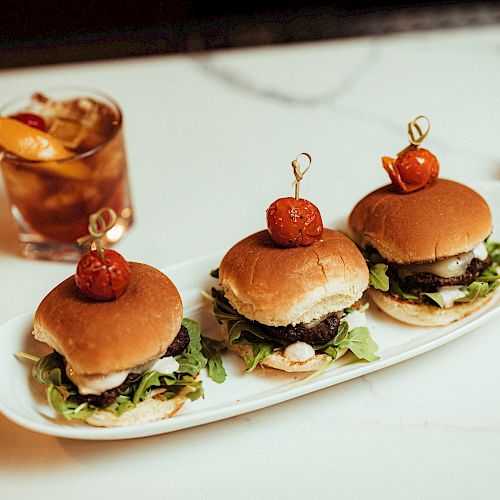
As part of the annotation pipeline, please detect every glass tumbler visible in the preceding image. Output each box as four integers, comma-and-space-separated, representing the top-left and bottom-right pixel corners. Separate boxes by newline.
0, 87, 133, 261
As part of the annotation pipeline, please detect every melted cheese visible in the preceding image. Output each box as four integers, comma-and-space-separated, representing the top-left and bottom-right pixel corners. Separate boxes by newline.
398, 243, 489, 279
399, 252, 473, 279
284, 342, 315, 362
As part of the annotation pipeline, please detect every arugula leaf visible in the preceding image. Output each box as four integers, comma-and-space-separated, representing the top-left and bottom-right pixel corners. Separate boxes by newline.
133, 371, 166, 403
106, 395, 135, 416
369, 263, 390, 292
175, 318, 207, 376
333, 321, 349, 344
243, 343, 274, 372
47, 385, 68, 414
420, 292, 445, 308
455, 281, 489, 302
336, 327, 380, 362
201, 337, 227, 383
184, 379, 204, 401
323, 346, 340, 359
32, 352, 67, 386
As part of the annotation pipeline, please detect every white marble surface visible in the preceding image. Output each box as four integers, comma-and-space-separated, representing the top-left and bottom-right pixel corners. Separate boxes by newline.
1, 26, 500, 499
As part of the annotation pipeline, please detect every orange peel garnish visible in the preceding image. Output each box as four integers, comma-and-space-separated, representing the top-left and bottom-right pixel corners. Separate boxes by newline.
0, 117, 73, 161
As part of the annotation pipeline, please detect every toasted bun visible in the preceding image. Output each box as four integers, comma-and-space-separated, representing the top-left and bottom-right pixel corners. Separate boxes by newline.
229, 343, 347, 372
85, 390, 187, 427
369, 288, 497, 326
349, 179, 492, 264
33, 262, 183, 375
219, 229, 369, 326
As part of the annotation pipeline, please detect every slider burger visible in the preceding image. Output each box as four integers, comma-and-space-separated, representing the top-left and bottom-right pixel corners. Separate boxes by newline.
349, 117, 500, 326
23, 210, 206, 427
207, 154, 379, 372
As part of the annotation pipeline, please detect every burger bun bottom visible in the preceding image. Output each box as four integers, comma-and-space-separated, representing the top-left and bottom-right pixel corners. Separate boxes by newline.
369, 288, 498, 327
229, 343, 347, 372
84, 389, 189, 427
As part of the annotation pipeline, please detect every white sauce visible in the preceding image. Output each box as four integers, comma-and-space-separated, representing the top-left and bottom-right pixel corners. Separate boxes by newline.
472, 242, 488, 261
284, 342, 315, 362
66, 356, 180, 396
150, 356, 179, 374
344, 310, 367, 331
437, 286, 466, 309
66, 366, 129, 396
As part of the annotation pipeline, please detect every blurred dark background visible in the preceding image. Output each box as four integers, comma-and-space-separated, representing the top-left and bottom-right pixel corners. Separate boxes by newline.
1, 0, 499, 68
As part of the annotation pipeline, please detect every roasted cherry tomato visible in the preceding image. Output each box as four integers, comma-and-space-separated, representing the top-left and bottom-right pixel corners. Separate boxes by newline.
11, 112, 46, 132
75, 249, 131, 301
266, 197, 323, 247
382, 147, 439, 193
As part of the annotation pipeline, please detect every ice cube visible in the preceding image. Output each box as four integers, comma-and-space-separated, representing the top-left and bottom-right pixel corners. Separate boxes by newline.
42, 185, 81, 211
28, 94, 117, 152
48, 117, 89, 150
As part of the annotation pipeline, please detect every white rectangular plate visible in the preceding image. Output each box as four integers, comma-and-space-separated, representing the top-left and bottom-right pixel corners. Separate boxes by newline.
1, 181, 499, 440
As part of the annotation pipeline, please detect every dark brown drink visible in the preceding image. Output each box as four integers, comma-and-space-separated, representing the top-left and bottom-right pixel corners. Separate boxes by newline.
0, 88, 133, 260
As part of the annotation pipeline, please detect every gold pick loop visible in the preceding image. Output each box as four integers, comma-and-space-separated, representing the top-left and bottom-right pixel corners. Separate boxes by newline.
77, 207, 117, 257
291, 152, 312, 199
408, 115, 430, 146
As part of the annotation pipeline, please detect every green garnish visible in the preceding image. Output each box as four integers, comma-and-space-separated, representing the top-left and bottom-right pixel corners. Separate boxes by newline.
201, 337, 227, 383
420, 292, 445, 308
243, 344, 274, 372
369, 263, 390, 292
205, 288, 379, 372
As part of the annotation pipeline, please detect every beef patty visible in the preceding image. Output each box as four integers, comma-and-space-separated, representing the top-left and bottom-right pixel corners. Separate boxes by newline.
397, 257, 490, 293
163, 325, 190, 357
270, 315, 340, 346
212, 288, 340, 346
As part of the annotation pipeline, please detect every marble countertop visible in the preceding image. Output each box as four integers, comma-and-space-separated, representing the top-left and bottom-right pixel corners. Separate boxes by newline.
0, 25, 499, 499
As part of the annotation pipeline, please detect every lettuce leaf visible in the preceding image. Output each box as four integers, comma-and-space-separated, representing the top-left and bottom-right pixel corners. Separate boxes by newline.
420, 292, 445, 308
335, 327, 380, 362
175, 318, 207, 376
201, 337, 227, 383
32, 351, 67, 386
132, 371, 202, 404
455, 281, 489, 303
243, 343, 274, 372
369, 263, 390, 292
